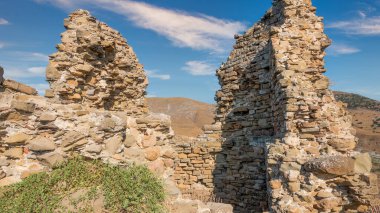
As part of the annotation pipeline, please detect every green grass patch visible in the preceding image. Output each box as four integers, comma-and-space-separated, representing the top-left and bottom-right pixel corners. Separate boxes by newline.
0, 157, 166, 213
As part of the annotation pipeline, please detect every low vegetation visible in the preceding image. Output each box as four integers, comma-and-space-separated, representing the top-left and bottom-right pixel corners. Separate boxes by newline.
334, 91, 380, 111
0, 157, 166, 212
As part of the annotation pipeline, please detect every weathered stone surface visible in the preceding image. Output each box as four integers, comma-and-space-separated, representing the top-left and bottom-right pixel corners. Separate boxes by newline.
37, 152, 65, 167
304, 156, 355, 175
123, 134, 136, 148
39, 113, 57, 122
328, 138, 356, 151
46, 62, 60, 81
3, 80, 38, 95
353, 153, 372, 174
85, 143, 102, 154
3, 147, 23, 159
28, 136, 56, 151
207, 202, 233, 213
0, 176, 20, 187
61, 131, 86, 147
11, 101, 35, 113
4, 133, 30, 145
47, 9, 148, 113
144, 147, 160, 161
104, 135, 122, 155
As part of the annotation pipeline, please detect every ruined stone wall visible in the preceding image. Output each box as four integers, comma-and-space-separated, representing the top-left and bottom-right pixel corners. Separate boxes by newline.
173, 136, 221, 195
210, 0, 379, 212
0, 10, 177, 193
266, 0, 378, 212
212, 8, 278, 213
46, 10, 148, 114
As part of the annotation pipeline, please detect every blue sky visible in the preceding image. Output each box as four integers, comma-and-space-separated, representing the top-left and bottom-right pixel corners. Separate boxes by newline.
0, 0, 379, 103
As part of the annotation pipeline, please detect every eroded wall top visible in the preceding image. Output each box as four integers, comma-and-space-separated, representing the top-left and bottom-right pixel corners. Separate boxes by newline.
46, 10, 148, 113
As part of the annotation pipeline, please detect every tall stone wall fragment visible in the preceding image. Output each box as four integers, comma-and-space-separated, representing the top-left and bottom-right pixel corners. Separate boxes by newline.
47, 10, 148, 113
210, 0, 379, 212
0, 10, 177, 198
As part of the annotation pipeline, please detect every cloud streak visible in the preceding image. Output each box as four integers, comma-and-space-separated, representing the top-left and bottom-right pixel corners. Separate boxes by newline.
182, 61, 216, 76
328, 16, 380, 36
146, 70, 170, 80
3, 66, 46, 79
0, 18, 9, 25
328, 43, 360, 56
34, 0, 246, 53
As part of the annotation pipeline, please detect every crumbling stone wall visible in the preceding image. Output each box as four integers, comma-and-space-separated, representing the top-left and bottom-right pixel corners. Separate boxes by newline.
266, 0, 379, 212
211, 0, 379, 212
0, 10, 176, 192
46, 10, 148, 113
173, 136, 221, 194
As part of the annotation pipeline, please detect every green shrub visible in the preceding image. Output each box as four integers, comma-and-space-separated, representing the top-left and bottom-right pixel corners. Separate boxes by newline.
0, 157, 166, 213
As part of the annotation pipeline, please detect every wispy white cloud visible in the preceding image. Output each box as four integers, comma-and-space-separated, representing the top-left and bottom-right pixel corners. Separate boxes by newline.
0, 18, 9, 25
146, 70, 170, 80
358, 11, 367, 19
0, 42, 5, 49
328, 16, 380, 35
6, 52, 49, 62
327, 43, 360, 56
3, 66, 46, 79
34, 0, 246, 53
182, 61, 216, 76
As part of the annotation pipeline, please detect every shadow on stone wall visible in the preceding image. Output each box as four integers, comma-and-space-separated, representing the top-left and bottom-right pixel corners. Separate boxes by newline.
212, 41, 274, 213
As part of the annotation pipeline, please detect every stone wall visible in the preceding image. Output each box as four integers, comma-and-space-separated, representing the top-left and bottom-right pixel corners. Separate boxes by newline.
172, 0, 379, 212
46, 10, 148, 114
0, 10, 177, 193
173, 136, 221, 194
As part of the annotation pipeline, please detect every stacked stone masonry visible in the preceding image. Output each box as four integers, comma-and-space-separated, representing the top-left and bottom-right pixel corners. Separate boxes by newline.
46, 10, 148, 113
0, 11, 177, 195
173, 0, 379, 212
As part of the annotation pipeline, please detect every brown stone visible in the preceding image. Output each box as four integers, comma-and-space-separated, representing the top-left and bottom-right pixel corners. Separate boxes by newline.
304, 156, 355, 175
4, 133, 30, 145
270, 180, 282, 189
144, 147, 160, 161
353, 153, 372, 174
104, 135, 122, 155
28, 136, 56, 151
37, 152, 65, 167
3, 80, 38, 95
123, 134, 136, 148
11, 101, 35, 113
3, 147, 23, 159
328, 138, 356, 151
316, 197, 341, 210
46, 61, 60, 80
39, 113, 57, 122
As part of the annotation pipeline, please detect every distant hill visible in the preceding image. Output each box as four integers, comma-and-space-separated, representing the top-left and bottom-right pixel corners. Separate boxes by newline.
147, 97, 214, 137
333, 91, 380, 111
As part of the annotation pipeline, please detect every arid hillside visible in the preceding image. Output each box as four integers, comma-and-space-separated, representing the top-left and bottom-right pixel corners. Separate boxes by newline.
147, 97, 214, 137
